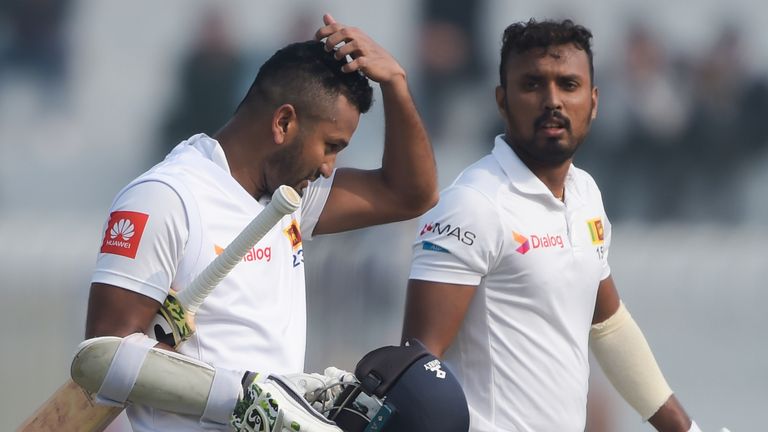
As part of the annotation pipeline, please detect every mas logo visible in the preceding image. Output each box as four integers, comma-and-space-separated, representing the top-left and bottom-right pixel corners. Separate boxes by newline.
100, 211, 149, 259
586, 218, 605, 245
512, 230, 565, 255
420, 221, 476, 246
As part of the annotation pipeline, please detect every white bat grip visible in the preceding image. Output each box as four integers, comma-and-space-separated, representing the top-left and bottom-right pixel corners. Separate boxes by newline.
176, 185, 301, 314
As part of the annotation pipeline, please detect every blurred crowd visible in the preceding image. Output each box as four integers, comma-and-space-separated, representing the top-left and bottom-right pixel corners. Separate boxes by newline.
2, 1, 767, 223
0, 0, 71, 97
586, 23, 768, 223
1, 2, 766, 431
411, 1, 768, 223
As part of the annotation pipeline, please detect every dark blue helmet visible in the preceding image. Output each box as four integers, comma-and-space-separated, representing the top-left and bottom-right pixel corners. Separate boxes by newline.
328, 339, 470, 432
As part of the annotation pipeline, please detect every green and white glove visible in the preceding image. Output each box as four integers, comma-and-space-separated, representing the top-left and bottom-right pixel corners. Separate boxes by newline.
283, 367, 357, 413
230, 372, 343, 432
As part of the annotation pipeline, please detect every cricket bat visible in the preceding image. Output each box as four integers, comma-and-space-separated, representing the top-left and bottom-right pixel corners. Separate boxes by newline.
17, 185, 301, 432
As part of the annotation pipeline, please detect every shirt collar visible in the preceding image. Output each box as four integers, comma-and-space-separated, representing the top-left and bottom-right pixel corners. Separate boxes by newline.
185, 133, 231, 173
491, 134, 577, 204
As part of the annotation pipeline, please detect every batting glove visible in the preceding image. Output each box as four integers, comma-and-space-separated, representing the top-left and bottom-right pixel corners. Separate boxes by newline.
230, 372, 342, 432
283, 367, 357, 413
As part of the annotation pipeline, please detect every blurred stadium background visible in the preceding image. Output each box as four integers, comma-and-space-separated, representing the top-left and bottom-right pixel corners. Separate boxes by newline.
1, 0, 766, 431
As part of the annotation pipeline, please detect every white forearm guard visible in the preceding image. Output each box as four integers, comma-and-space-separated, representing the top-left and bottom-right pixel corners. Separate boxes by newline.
589, 302, 673, 420
71, 334, 342, 431
71, 334, 241, 428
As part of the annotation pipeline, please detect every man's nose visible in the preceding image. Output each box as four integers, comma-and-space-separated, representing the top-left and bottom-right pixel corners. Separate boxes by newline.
542, 83, 563, 111
319, 155, 336, 178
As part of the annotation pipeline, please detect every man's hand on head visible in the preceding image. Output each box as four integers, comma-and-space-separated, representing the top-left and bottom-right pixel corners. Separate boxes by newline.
314, 13, 406, 84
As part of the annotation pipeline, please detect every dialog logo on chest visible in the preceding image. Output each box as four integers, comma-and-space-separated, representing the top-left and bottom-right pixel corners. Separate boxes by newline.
512, 230, 564, 255
214, 244, 271, 262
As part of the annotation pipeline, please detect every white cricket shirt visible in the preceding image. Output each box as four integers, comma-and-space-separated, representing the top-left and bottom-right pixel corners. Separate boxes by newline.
91, 134, 333, 431
409, 135, 612, 432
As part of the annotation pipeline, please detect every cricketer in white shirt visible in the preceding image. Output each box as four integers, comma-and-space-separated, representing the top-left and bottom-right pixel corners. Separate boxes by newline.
91, 134, 332, 431
84, 22, 440, 432
409, 136, 611, 431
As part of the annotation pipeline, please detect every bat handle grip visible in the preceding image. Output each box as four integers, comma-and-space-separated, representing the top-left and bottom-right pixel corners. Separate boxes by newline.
176, 185, 301, 313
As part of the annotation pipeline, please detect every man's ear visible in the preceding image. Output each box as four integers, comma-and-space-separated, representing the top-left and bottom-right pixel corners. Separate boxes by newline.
591, 86, 599, 121
272, 104, 297, 145
495, 86, 508, 119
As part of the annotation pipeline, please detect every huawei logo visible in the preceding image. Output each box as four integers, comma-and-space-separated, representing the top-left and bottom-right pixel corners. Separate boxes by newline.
110, 219, 135, 241
101, 211, 148, 259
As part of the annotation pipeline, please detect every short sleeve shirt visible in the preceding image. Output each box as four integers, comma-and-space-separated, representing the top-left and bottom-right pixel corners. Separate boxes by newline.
410, 136, 611, 432
91, 136, 333, 305
90, 134, 335, 431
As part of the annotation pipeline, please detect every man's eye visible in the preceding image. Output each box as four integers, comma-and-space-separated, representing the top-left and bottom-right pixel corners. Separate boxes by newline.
523, 81, 539, 90
563, 81, 579, 90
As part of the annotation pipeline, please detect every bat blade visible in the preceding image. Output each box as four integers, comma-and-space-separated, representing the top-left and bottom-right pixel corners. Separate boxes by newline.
16, 380, 122, 432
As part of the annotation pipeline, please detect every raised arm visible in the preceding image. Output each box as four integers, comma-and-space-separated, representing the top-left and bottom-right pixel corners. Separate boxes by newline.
313, 14, 438, 235
591, 276, 694, 432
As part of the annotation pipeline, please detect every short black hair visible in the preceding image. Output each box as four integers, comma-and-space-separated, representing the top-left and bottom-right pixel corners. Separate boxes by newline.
237, 40, 373, 118
499, 19, 594, 87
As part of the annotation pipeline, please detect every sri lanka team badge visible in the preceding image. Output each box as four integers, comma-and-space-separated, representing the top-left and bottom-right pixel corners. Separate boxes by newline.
586, 217, 605, 245
283, 219, 302, 251
284, 218, 304, 267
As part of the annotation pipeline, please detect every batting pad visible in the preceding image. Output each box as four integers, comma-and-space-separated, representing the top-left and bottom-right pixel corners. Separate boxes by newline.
71, 336, 224, 416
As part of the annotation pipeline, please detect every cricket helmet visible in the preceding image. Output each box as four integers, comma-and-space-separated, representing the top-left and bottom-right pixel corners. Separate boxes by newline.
327, 339, 469, 432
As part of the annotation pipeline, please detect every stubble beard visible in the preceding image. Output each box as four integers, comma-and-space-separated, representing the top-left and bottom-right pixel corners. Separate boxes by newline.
266, 137, 308, 195
505, 112, 591, 168
508, 133, 584, 167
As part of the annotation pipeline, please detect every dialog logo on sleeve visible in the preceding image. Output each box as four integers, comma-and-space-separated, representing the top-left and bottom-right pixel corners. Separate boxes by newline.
100, 211, 149, 259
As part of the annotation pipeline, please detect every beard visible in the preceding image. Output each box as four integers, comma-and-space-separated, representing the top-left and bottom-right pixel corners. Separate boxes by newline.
509, 133, 584, 166
506, 110, 590, 167
265, 136, 312, 195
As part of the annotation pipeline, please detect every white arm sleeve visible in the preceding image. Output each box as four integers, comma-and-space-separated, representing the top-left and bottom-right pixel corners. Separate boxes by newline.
589, 302, 673, 420
299, 170, 335, 241
409, 186, 504, 286
91, 181, 188, 304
